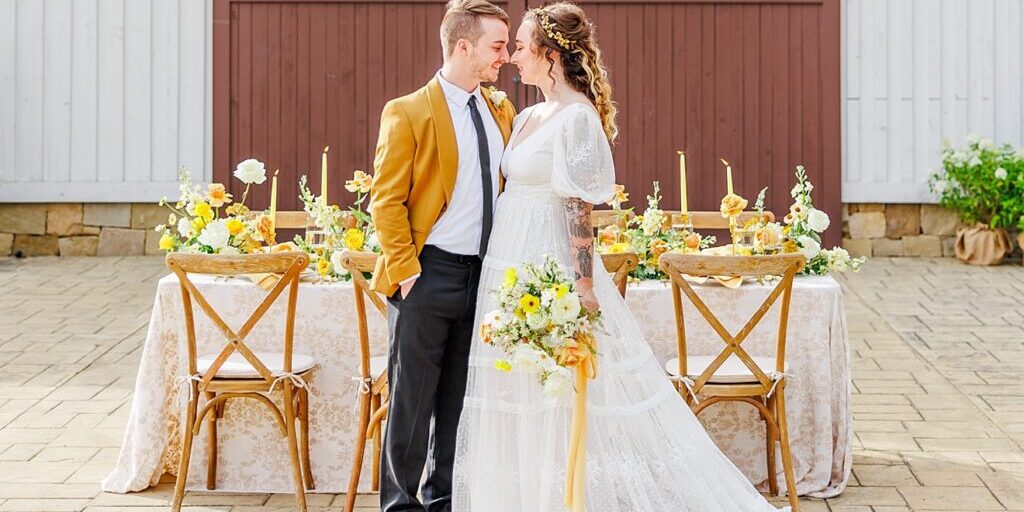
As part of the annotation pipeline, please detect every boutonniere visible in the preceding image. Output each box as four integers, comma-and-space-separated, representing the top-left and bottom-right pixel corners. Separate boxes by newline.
488, 86, 508, 105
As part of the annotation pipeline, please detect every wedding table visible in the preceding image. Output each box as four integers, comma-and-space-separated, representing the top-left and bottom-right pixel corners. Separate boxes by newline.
102, 273, 851, 498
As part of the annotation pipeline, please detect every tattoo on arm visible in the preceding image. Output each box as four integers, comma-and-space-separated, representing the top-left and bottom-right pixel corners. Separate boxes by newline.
563, 198, 594, 281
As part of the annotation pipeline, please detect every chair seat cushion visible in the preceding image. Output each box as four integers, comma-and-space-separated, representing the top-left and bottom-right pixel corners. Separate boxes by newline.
664, 355, 785, 384
197, 351, 317, 378
370, 356, 387, 380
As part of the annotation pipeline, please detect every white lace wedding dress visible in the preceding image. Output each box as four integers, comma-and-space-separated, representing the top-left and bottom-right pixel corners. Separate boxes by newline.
451, 103, 788, 512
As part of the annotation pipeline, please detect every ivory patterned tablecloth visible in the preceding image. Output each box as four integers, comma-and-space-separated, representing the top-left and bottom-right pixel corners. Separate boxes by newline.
102, 273, 851, 498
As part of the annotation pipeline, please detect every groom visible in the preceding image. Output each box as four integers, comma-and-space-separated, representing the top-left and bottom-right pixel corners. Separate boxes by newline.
369, 0, 515, 510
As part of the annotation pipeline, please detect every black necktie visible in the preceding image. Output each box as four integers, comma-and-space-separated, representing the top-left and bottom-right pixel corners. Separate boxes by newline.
467, 95, 493, 258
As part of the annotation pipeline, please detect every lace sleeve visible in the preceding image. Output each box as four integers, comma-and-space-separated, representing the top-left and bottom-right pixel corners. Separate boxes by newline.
551, 106, 616, 205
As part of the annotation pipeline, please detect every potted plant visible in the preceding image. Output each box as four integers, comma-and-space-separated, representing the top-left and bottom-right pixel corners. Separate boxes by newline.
931, 135, 1023, 265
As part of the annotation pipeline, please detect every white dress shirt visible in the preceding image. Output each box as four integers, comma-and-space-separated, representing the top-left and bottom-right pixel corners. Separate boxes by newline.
425, 71, 505, 256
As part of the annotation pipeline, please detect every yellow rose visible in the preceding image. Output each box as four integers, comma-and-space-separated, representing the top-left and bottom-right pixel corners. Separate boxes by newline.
343, 228, 365, 250
158, 234, 175, 251
719, 194, 748, 219
552, 284, 569, 300
192, 201, 213, 220
607, 242, 631, 254
225, 217, 244, 236
494, 360, 512, 372
316, 257, 332, 276
519, 294, 541, 314
504, 267, 518, 287
207, 183, 232, 208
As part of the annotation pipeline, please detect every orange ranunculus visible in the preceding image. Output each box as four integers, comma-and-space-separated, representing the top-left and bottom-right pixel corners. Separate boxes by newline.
684, 232, 701, 250
719, 193, 748, 219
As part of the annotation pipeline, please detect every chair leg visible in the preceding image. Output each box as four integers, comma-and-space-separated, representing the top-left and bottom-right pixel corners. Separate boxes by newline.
299, 388, 315, 490
345, 391, 372, 512
205, 391, 217, 490
776, 384, 799, 511
172, 393, 198, 512
765, 396, 779, 496
282, 385, 307, 512
370, 393, 382, 492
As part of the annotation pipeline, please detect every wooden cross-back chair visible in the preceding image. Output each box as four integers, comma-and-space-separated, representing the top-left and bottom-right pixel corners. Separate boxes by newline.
658, 253, 805, 510
599, 252, 639, 297
338, 250, 390, 512
165, 251, 315, 512
591, 210, 775, 230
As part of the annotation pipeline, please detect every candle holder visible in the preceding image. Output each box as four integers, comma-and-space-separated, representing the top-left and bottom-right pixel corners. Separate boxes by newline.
669, 212, 693, 236
304, 216, 328, 250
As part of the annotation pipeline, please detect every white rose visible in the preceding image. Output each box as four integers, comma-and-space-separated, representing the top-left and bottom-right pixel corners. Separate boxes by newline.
490, 89, 508, 104
526, 312, 549, 330
542, 366, 573, 396
512, 344, 547, 372
233, 158, 267, 185
177, 218, 193, 238
330, 251, 350, 278
550, 293, 582, 325
796, 235, 821, 260
806, 208, 830, 232
995, 167, 1008, 180
197, 219, 231, 250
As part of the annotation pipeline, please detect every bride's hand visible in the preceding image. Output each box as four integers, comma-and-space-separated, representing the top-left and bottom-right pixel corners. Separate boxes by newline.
577, 281, 599, 313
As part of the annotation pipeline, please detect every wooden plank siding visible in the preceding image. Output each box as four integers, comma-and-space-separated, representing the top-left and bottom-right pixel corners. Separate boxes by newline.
213, 0, 841, 243
0, 0, 213, 203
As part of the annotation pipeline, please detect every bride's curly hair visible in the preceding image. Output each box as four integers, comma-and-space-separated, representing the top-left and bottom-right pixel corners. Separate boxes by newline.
525, 2, 618, 142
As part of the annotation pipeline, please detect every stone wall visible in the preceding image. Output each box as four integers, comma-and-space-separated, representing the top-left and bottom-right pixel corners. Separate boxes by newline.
0, 202, 969, 258
0, 203, 166, 257
841, 204, 963, 258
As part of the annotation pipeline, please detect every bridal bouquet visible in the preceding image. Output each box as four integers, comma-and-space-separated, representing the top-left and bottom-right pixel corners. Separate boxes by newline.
154, 160, 274, 254
782, 166, 866, 275
480, 255, 602, 396
480, 255, 600, 511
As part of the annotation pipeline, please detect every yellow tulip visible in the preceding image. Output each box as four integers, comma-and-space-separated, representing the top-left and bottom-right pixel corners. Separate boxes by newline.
158, 234, 175, 251
193, 201, 213, 220
225, 218, 244, 236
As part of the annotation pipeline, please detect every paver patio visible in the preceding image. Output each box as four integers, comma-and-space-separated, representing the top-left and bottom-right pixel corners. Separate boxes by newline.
0, 256, 1021, 511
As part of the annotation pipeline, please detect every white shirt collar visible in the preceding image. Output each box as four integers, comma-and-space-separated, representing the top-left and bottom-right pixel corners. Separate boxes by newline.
437, 70, 484, 108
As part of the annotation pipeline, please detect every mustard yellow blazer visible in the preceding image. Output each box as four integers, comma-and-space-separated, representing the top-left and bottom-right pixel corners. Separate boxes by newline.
369, 77, 516, 296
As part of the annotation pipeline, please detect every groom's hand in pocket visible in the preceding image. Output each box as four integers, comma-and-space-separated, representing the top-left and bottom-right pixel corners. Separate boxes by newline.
400, 278, 417, 300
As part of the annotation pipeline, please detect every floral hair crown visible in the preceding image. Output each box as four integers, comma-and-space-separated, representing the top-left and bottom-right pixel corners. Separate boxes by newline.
531, 8, 575, 50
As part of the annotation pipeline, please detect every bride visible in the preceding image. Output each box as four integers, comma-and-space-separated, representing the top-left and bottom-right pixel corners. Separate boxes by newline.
452, 3, 790, 511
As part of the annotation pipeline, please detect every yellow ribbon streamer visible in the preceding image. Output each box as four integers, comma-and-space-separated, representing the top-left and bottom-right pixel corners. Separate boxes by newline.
564, 346, 596, 512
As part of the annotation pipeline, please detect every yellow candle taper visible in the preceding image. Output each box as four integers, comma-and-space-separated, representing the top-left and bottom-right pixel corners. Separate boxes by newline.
270, 169, 279, 228
720, 158, 733, 195
678, 150, 688, 214
321, 146, 330, 200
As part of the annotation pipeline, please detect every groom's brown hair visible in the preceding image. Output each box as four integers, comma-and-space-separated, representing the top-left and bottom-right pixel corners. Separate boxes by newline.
440, 0, 509, 57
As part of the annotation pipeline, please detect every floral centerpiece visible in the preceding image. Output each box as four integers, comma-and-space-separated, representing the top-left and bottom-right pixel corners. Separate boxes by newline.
155, 159, 275, 254
293, 170, 380, 281
478, 255, 602, 511
930, 135, 1023, 264
783, 165, 865, 275
599, 182, 715, 280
